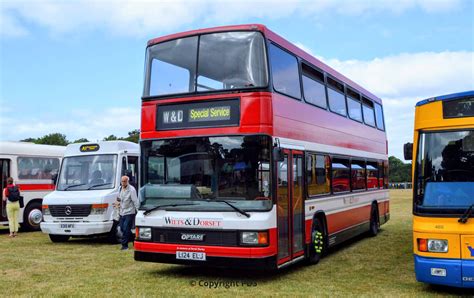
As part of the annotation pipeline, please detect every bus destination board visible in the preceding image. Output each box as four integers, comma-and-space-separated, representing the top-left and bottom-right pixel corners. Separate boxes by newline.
156, 99, 240, 130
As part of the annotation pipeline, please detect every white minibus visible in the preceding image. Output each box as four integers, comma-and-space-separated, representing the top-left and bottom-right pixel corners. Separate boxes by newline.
41, 141, 139, 242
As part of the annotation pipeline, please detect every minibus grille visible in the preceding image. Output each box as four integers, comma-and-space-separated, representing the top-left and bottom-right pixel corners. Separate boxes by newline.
49, 205, 92, 217
152, 228, 239, 246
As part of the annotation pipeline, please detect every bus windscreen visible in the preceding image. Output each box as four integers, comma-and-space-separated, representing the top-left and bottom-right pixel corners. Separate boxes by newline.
140, 135, 272, 211
144, 31, 268, 97
415, 130, 474, 213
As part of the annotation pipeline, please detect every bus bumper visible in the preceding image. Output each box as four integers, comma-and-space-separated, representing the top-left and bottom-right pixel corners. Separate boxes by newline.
134, 241, 277, 270
414, 255, 474, 288
134, 250, 276, 270
40, 221, 113, 236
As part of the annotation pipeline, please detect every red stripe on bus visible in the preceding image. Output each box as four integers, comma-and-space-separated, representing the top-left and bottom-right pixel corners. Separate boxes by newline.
135, 228, 278, 258
16, 184, 55, 191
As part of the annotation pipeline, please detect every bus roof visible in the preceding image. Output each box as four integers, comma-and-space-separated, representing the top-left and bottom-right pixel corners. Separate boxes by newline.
147, 24, 382, 104
416, 90, 474, 107
64, 141, 139, 157
0, 141, 66, 157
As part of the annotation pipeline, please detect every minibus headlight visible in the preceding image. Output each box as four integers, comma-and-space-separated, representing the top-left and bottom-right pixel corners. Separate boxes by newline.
90, 203, 108, 215
427, 239, 448, 253
138, 227, 152, 240
42, 205, 50, 216
418, 238, 448, 253
240, 231, 268, 246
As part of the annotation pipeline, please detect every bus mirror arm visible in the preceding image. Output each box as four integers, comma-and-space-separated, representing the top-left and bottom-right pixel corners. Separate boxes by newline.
273, 147, 284, 162
403, 143, 413, 161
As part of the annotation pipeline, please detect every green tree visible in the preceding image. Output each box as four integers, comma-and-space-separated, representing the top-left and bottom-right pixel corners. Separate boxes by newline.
103, 135, 118, 141
388, 156, 412, 182
20, 137, 37, 143
72, 138, 89, 143
32, 133, 69, 146
123, 129, 140, 143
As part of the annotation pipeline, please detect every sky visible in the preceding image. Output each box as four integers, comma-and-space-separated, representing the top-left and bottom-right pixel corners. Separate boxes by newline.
0, 0, 473, 160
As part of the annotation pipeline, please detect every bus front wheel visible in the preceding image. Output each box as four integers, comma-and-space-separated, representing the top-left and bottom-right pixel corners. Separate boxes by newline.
307, 218, 325, 265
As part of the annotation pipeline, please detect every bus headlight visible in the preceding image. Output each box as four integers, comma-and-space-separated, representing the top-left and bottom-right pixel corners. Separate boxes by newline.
418, 238, 448, 253
42, 205, 50, 216
240, 231, 268, 246
90, 203, 108, 215
138, 227, 152, 240
428, 239, 448, 252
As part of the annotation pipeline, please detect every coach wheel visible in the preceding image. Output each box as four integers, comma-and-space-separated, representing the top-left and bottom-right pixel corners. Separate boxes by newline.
49, 234, 70, 243
23, 202, 43, 231
369, 204, 380, 237
307, 219, 325, 265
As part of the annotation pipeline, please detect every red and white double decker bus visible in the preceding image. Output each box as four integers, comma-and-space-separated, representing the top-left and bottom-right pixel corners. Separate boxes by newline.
134, 24, 389, 269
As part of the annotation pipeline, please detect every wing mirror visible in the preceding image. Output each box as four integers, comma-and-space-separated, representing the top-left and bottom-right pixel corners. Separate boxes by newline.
404, 143, 413, 161
273, 147, 284, 162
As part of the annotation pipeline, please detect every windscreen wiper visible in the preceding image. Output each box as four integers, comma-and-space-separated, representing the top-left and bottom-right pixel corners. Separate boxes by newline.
207, 199, 250, 218
63, 183, 86, 191
458, 204, 474, 224
87, 183, 112, 190
143, 203, 198, 216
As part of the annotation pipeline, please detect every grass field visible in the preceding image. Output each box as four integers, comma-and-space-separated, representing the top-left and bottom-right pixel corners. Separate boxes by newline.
0, 190, 472, 296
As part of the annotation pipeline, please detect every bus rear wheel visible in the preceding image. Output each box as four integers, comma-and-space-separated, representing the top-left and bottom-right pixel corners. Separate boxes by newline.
307, 218, 325, 265
22, 202, 43, 231
369, 204, 380, 237
49, 234, 70, 242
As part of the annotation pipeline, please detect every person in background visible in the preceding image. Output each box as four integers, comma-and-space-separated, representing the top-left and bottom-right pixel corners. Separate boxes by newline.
2, 177, 21, 237
114, 175, 139, 250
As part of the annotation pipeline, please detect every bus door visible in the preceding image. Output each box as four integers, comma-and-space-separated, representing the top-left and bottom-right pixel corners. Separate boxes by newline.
1, 159, 10, 221
276, 149, 304, 265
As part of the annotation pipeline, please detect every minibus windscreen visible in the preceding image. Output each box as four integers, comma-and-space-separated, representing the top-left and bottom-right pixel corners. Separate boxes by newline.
57, 155, 117, 191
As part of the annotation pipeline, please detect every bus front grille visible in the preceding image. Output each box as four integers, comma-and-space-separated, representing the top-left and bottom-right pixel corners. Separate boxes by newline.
152, 228, 239, 246
49, 205, 92, 217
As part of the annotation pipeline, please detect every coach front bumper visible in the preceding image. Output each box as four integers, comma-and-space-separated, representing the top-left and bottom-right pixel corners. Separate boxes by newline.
414, 255, 474, 288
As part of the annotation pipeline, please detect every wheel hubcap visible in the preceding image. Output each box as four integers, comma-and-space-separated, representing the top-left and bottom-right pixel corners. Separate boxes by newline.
29, 209, 43, 226
313, 230, 323, 254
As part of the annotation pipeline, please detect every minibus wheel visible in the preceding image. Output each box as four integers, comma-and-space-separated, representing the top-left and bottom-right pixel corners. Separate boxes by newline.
108, 221, 122, 244
307, 218, 325, 265
22, 202, 43, 231
369, 203, 380, 237
49, 234, 70, 242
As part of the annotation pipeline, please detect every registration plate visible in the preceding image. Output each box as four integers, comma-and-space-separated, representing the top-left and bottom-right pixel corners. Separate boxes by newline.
60, 223, 75, 229
176, 251, 206, 261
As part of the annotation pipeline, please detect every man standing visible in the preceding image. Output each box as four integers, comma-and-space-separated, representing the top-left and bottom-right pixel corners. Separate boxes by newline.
116, 175, 139, 250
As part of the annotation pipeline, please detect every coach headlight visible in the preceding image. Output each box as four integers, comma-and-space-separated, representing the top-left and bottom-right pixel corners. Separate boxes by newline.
418, 238, 448, 253
138, 227, 152, 240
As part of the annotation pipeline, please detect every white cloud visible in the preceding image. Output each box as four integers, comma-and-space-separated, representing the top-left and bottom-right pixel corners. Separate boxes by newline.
0, 106, 140, 142
313, 50, 474, 160
0, 0, 463, 37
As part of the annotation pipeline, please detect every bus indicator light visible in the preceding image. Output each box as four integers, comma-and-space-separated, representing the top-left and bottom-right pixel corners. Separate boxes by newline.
418, 238, 428, 252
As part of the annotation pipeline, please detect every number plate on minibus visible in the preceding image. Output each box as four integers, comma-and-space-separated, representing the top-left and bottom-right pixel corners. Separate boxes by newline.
60, 224, 75, 229
176, 251, 206, 261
